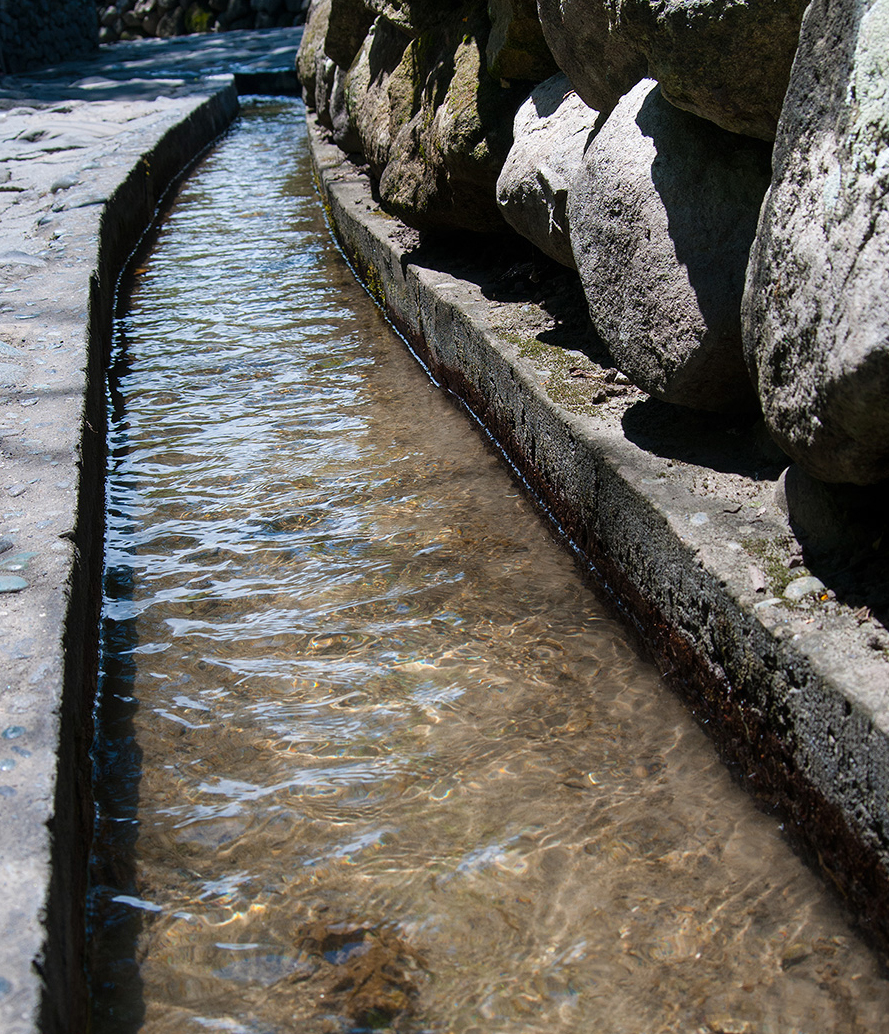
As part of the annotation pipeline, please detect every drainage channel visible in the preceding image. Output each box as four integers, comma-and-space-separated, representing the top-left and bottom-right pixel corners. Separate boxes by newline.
88, 97, 889, 1034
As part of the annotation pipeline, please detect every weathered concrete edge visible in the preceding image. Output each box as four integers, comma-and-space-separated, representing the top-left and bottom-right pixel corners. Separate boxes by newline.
39, 80, 240, 1034
306, 114, 889, 956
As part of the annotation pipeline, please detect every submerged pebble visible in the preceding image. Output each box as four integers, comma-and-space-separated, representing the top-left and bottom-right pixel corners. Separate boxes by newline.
0, 575, 27, 593
2, 726, 25, 740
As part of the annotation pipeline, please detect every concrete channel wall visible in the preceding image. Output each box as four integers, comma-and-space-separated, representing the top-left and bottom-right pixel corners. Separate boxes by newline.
0, 30, 300, 1034
306, 115, 889, 961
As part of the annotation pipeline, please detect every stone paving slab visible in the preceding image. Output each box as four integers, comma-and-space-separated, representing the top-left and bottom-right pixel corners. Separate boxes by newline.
306, 112, 889, 962
0, 29, 300, 1034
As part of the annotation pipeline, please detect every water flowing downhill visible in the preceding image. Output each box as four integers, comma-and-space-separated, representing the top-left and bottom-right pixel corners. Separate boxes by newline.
88, 98, 889, 1034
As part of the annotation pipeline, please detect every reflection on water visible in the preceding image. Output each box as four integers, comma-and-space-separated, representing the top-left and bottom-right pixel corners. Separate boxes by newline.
89, 99, 889, 1034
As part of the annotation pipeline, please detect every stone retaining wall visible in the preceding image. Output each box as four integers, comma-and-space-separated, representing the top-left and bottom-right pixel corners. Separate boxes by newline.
298, 0, 889, 492
297, 4, 889, 943
96, 0, 309, 44
0, 0, 97, 73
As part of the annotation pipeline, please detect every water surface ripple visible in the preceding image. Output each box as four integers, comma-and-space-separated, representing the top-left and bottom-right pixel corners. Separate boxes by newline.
90, 99, 889, 1034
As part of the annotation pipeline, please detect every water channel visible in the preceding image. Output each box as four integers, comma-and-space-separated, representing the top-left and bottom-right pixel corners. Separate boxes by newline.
88, 98, 889, 1034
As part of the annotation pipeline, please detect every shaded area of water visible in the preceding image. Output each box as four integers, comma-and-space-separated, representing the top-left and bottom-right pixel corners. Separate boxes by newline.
89, 99, 889, 1034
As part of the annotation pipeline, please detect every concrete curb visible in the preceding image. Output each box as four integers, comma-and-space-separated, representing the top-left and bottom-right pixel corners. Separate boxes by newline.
0, 75, 238, 1034
306, 113, 889, 956
51, 83, 241, 1034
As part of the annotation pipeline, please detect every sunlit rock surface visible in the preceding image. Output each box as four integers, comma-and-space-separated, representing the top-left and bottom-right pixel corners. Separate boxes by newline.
743, 0, 889, 485
497, 73, 598, 268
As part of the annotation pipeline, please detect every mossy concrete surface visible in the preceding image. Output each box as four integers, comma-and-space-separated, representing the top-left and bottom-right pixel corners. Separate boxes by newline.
307, 113, 889, 958
0, 29, 301, 1034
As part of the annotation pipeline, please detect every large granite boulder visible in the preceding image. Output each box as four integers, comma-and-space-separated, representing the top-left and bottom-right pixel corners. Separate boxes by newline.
365, 0, 471, 36
329, 65, 362, 153
487, 0, 558, 82
536, 0, 807, 140
344, 16, 413, 176
496, 73, 599, 267
569, 79, 771, 411
536, 0, 646, 113
346, 3, 526, 232
618, 0, 809, 140
314, 51, 337, 129
743, 0, 889, 485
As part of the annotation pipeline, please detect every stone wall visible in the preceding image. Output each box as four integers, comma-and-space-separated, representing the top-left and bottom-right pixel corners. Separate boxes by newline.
96, 0, 308, 43
1, 0, 98, 72
297, 0, 889, 506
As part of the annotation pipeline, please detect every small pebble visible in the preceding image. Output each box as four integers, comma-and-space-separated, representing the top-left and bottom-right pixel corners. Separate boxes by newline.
783, 575, 826, 601
0, 759, 15, 772
748, 565, 767, 593
0, 786, 15, 797
0, 551, 36, 571
0, 536, 12, 553
0, 575, 27, 593
50, 173, 78, 192
7, 485, 26, 497
0, 975, 11, 996
2, 726, 25, 740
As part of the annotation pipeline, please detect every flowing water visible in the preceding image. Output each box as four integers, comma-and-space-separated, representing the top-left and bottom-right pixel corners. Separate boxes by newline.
89, 98, 889, 1034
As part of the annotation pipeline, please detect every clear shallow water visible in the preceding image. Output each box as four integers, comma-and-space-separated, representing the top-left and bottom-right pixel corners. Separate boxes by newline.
89, 98, 889, 1034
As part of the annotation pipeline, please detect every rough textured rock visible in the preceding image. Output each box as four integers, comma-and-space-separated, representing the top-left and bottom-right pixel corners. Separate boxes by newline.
4, 0, 97, 70
325, 0, 376, 67
344, 16, 412, 176
97, 0, 306, 42
535, 0, 807, 140
617, 0, 809, 141
497, 73, 598, 267
487, 0, 558, 82
330, 64, 362, 152
297, 0, 332, 112
776, 465, 889, 556
535, 0, 647, 113
569, 79, 771, 411
346, 3, 527, 232
743, 0, 889, 485
365, 0, 470, 37
314, 51, 337, 128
